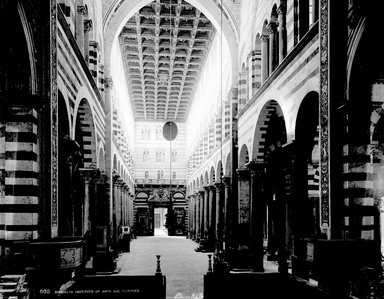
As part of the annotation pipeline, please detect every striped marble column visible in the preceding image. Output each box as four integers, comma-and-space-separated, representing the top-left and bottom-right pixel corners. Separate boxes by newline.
343, 144, 375, 240
0, 107, 38, 240
0, 120, 5, 240
251, 50, 262, 93
286, 0, 296, 51
77, 105, 95, 167
88, 41, 98, 79
238, 71, 247, 110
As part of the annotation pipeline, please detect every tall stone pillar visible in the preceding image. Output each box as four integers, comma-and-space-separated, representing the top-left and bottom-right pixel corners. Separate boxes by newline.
76, 5, 86, 54
83, 19, 92, 63
79, 168, 93, 234
215, 182, 224, 252
277, 3, 287, 63
222, 176, 231, 250
190, 196, 195, 238
268, 22, 278, 74
260, 35, 269, 83
112, 174, 120, 248
236, 168, 251, 267
122, 184, 127, 226
195, 192, 201, 241
1, 107, 40, 240
237, 168, 251, 242
118, 180, 123, 230
208, 185, 216, 251
247, 161, 266, 272
203, 186, 210, 245
199, 190, 205, 241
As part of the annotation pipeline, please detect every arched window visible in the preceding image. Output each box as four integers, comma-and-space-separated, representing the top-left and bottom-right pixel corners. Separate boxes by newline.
145, 171, 149, 179
171, 151, 178, 162
160, 171, 164, 179
172, 172, 176, 180
156, 128, 162, 140
157, 171, 161, 179
156, 148, 165, 162
143, 149, 149, 162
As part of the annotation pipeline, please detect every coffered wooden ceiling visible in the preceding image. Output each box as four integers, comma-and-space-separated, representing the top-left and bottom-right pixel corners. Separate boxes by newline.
119, 0, 216, 122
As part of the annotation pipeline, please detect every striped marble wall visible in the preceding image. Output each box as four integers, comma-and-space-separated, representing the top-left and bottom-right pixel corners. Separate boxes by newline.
0, 107, 38, 241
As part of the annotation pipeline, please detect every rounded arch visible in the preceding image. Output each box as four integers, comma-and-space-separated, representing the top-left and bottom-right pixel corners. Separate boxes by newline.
58, 90, 73, 236
58, 89, 73, 137
225, 153, 231, 176
295, 91, 320, 164
204, 171, 209, 186
209, 166, 215, 185
113, 154, 117, 171
216, 160, 223, 183
239, 144, 249, 168
252, 100, 287, 162
98, 146, 105, 170
270, 4, 278, 22
74, 98, 97, 168
103, 0, 238, 86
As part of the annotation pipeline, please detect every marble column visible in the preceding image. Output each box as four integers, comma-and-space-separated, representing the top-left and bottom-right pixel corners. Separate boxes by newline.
199, 190, 205, 242
195, 192, 201, 241
260, 34, 269, 83
215, 182, 224, 252
268, 22, 278, 74
223, 176, 231, 250
112, 173, 120, 248
190, 196, 195, 238
203, 186, 210, 244
118, 179, 124, 229
79, 168, 94, 234
277, 4, 287, 63
247, 161, 266, 272
237, 168, 251, 247
208, 185, 216, 250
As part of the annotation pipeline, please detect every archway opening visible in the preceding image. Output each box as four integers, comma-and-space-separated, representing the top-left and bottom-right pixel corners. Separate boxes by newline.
294, 92, 320, 241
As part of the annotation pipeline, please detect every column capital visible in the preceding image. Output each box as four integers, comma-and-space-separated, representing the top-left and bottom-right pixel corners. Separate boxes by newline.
105, 77, 113, 88
112, 172, 121, 185
77, 5, 88, 15
246, 160, 266, 178
84, 19, 93, 32
260, 34, 269, 42
267, 22, 278, 34
277, 3, 287, 15
79, 167, 107, 184
222, 176, 231, 187
214, 182, 223, 192
203, 185, 210, 191
236, 167, 250, 181
117, 179, 124, 188
79, 167, 95, 182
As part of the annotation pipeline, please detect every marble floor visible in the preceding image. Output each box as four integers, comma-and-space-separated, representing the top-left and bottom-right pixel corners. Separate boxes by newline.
116, 236, 209, 299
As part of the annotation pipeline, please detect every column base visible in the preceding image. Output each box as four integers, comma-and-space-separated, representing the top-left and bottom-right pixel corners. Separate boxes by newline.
92, 249, 117, 274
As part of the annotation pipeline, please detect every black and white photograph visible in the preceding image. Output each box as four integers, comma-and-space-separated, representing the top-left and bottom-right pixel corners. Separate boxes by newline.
0, 0, 383, 298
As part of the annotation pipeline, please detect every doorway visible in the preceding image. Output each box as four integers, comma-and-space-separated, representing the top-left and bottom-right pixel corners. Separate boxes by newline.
154, 207, 168, 236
